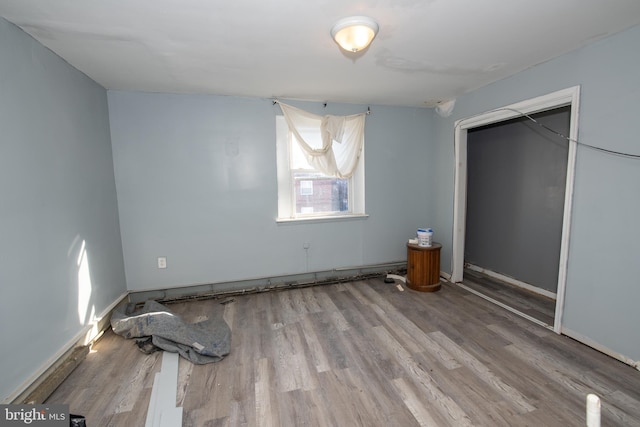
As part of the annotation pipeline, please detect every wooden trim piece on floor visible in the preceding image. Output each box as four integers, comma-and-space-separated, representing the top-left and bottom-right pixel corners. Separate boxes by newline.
145, 352, 182, 427
7, 292, 130, 404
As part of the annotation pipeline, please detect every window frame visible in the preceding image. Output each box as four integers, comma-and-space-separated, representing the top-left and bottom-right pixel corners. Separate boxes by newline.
275, 115, 366, 222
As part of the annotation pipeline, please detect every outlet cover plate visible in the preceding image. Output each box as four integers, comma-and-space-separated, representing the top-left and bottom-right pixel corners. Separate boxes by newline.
158, 257, 167, 269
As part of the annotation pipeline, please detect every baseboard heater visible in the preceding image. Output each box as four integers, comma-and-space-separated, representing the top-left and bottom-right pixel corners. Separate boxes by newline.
130, 261, 408, 305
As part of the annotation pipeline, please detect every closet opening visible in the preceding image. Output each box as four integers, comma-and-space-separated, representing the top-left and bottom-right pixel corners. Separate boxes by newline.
451, 87, 580, 333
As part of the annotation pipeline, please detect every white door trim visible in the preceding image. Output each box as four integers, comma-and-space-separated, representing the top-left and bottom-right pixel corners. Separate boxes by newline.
451, 86, 580, 334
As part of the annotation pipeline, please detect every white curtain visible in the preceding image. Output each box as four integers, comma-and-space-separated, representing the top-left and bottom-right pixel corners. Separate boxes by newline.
278, 102, 366, 179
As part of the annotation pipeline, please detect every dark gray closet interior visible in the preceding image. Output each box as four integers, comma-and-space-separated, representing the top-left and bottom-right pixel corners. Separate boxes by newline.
465, 106, 570, 294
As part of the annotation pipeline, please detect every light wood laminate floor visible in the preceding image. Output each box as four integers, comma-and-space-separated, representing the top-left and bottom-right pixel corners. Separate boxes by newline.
46, 278, 640, 426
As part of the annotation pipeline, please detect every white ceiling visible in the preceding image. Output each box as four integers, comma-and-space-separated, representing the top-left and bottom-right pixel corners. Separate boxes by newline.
2, 0, 640, 108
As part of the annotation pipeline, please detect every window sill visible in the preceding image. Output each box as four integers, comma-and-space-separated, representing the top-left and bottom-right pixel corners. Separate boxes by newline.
276, 213, 369, 225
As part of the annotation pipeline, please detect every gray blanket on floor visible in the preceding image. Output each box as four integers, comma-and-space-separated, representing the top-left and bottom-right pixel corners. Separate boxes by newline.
110, 300, 231, 364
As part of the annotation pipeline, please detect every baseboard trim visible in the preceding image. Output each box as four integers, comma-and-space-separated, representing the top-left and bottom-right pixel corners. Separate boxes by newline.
465, 263, 557, 300
6, 291, 129, 404
561, 327, 640, 371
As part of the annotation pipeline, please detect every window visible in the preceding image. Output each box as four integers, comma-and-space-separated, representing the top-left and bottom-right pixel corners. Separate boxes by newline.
275, 108, 366, 221
299, 180, 314, 196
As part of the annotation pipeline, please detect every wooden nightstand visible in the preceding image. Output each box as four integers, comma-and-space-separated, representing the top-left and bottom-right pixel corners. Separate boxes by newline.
406, 242, 442, 292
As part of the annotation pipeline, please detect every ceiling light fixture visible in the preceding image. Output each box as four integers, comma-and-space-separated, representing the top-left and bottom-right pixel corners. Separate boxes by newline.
331, 16, 379, 53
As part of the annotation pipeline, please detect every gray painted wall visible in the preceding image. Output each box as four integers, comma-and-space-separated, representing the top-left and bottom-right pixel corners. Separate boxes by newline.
465, 109, 570, 293
430, 24, 640, 361
0, 19, 127, 401
108, 92, 432, 291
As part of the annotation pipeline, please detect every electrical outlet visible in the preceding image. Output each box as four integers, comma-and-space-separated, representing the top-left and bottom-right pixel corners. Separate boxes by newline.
157, 257, 167, 269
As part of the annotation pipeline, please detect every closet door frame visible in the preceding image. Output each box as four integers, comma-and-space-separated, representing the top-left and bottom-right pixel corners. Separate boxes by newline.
451, 86, 580, 334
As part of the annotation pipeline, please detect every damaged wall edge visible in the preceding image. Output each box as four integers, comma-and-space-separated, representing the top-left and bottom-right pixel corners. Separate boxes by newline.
6, 292, 130, 404
129, 262, 407, 304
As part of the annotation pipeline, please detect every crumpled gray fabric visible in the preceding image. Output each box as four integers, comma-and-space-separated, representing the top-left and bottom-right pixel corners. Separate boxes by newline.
110, 300, 230, 364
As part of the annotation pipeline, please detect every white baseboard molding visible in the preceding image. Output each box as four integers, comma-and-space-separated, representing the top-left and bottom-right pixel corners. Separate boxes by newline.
5, 291, 130, 404
465, 263, 557, 300
561, 327, 640, 371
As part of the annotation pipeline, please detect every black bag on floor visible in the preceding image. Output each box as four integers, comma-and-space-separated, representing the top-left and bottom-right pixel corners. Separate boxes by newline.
69, 414, 86, 427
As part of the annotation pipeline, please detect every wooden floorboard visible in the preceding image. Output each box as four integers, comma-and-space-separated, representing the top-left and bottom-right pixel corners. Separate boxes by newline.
462, 268, 556, 326
46, 278, 640, 426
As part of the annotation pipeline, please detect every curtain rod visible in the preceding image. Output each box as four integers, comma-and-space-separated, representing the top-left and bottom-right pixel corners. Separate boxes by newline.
272, 99, 371, 115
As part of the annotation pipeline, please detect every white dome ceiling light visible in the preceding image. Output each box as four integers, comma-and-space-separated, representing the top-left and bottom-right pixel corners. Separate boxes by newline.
331, 16, 379, 53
